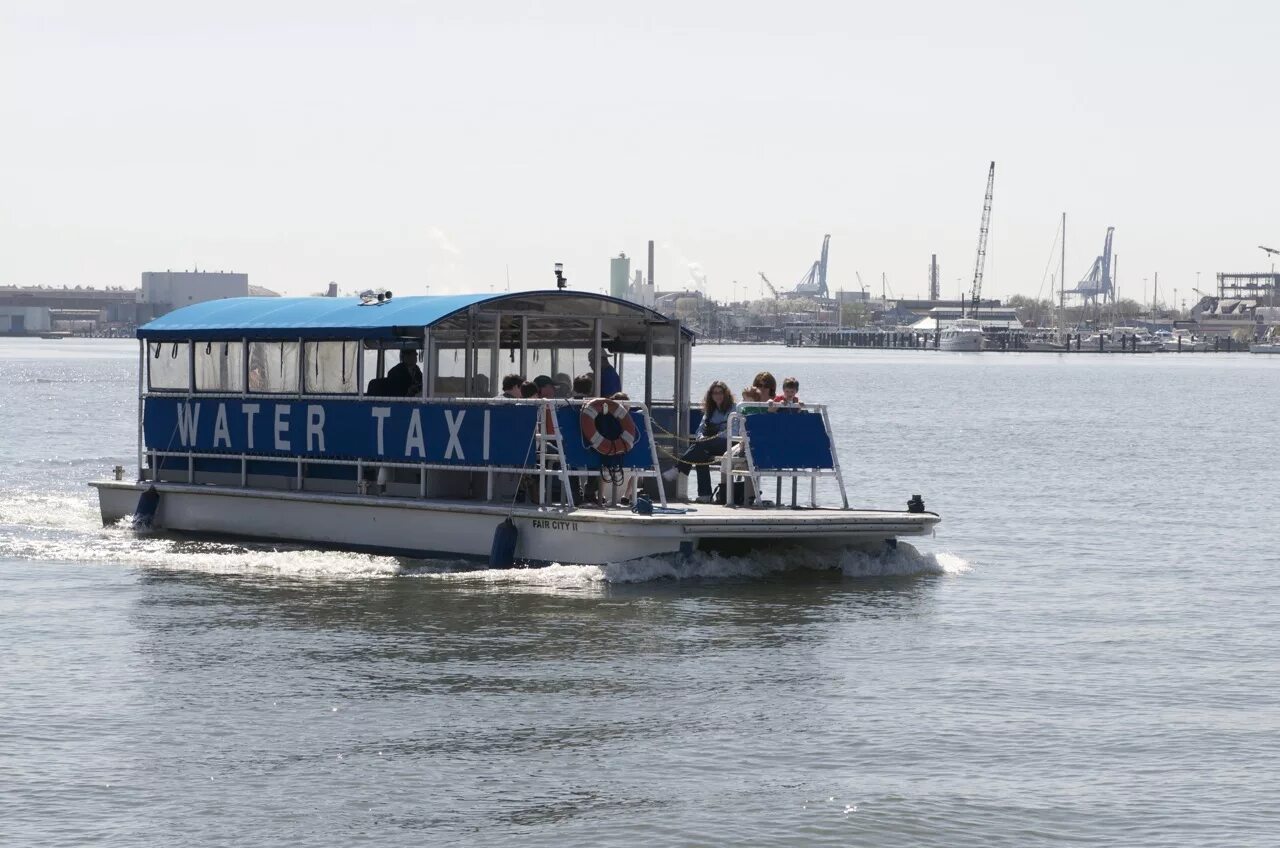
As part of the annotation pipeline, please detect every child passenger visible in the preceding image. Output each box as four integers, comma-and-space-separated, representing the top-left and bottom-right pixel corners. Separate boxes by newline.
772, 376, 802, 411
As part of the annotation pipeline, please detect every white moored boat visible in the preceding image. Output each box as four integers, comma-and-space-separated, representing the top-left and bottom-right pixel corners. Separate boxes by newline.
939, 317, 984, 351
91, 290, 939, 566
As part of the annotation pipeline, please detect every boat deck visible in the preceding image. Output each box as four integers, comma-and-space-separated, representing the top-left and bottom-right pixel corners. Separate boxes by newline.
95, 479, 932, 526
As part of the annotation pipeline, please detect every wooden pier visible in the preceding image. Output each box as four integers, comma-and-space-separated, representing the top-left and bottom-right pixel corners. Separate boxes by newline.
784, 329, 1248, 352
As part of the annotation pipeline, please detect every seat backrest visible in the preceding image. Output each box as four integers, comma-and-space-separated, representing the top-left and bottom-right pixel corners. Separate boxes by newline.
742, 412, 834, 470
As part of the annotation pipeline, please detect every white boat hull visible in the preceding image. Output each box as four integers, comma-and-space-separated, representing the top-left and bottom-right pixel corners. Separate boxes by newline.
939, 334, 983, 352
91, 481, 939, 566
1251, 343, 1280, 354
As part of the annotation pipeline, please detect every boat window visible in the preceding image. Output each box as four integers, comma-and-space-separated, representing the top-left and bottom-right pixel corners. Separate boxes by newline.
303, 341, 358, 394
433, 344, 467, 397
522, 346, 591, 397
249, 341, 300, 393
554, 347, 590, 396
148, 341, 189, 390
363, 347, 383, 393
470, 353, 493, 397
194, 340, 245, 392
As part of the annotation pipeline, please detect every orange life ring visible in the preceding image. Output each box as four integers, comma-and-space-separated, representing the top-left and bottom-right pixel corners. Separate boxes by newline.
579, 398, 638, 457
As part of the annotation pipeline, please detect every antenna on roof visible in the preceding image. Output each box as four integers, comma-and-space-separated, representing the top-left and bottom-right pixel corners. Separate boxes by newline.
554, 263, 568, 290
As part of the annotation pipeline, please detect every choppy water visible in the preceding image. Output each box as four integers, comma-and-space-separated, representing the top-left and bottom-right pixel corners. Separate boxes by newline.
2, 337, 1278, 846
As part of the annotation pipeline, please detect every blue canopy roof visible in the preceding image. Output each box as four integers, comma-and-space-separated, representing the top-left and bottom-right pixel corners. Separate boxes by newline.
137, 291, 686, 341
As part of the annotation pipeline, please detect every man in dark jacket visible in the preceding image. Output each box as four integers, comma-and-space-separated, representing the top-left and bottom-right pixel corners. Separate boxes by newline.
385, 349, 423, 397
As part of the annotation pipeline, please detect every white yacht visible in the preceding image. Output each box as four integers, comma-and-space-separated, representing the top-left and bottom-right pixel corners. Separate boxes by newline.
939, 318, 984, 351
90, 291, 939, 567
1156, 330, 1208, 352
1251, 338, 1280, 354
1080, 327, 1161, 353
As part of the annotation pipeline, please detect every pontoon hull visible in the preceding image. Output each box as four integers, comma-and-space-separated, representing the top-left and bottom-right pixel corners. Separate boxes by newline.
91, 481, 939, 566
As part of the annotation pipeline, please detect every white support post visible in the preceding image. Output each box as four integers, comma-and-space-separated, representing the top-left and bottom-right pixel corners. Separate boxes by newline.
356, 342, 365, 397
463, 310, 474, 396
422, 326, 432, 399
519, 315, 528, 377
490, 312, 501, 398
643, 404, 668, 508
136, 340, 144, 479
592, 318, 603, 397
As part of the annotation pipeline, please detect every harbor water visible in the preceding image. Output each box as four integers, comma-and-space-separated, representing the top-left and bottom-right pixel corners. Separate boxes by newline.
2, 338, 1278, 846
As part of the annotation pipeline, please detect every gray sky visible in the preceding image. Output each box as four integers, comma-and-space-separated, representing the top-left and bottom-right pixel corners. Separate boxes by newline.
3, 0, 1276, 306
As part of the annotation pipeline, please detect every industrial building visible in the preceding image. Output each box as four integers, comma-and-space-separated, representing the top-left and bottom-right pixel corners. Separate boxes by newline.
0, 285, 140, 336
0, 269, 277, 336
141, 270, 252, 315
1189, 272, 1279, 339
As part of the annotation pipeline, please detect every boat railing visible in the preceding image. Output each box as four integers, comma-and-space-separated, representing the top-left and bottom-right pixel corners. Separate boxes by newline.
139, 393, 666, 510
718, 403, 849, 509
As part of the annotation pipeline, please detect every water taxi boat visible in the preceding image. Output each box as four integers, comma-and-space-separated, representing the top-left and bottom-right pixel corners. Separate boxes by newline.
90, 290, 939, 566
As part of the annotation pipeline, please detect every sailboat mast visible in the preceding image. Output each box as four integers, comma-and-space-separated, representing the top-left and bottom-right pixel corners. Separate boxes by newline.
1060, 212, 1066, 313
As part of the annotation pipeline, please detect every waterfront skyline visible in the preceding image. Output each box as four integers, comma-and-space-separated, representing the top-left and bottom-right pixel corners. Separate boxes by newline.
2, 0, 1277, 304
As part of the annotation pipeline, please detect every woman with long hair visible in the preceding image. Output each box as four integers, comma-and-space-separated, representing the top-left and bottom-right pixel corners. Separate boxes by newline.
663, 381, 736, 502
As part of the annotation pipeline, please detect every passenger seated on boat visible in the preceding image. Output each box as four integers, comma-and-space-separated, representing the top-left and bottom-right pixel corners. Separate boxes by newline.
553, 372, 573, 398
385, 349, 423, 397
571, 373, 593, 399
662, 381, 735, 503
366, 376, 392, 396
588, 349, 622, 396
771, 377, 803, 411
519, 380, 538, 398
499, 374, 524, 398
740, 386, 764, 414
752, 371, 777, 402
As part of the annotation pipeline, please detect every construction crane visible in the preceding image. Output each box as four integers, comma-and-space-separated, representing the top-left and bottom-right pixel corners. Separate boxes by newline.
758, 272, 780, 299
967, 162, 995, 315
1260, 245, 1280, 258
1073, 228, 1116, 307
792, 234, 832, 298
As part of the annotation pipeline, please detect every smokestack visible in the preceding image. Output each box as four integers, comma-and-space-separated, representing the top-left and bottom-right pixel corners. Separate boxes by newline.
326, 282, 338, 298
647, 240, 654, 288
929, 255, 939, 301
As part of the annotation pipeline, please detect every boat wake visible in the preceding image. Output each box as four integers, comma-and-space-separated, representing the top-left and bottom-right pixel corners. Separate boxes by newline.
411, 543, 970, 591
0, 491, 969, 585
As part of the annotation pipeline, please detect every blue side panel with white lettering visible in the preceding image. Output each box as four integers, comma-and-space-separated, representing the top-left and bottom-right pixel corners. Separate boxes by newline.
144, 398, 541, 466
743, 413, 834, 470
